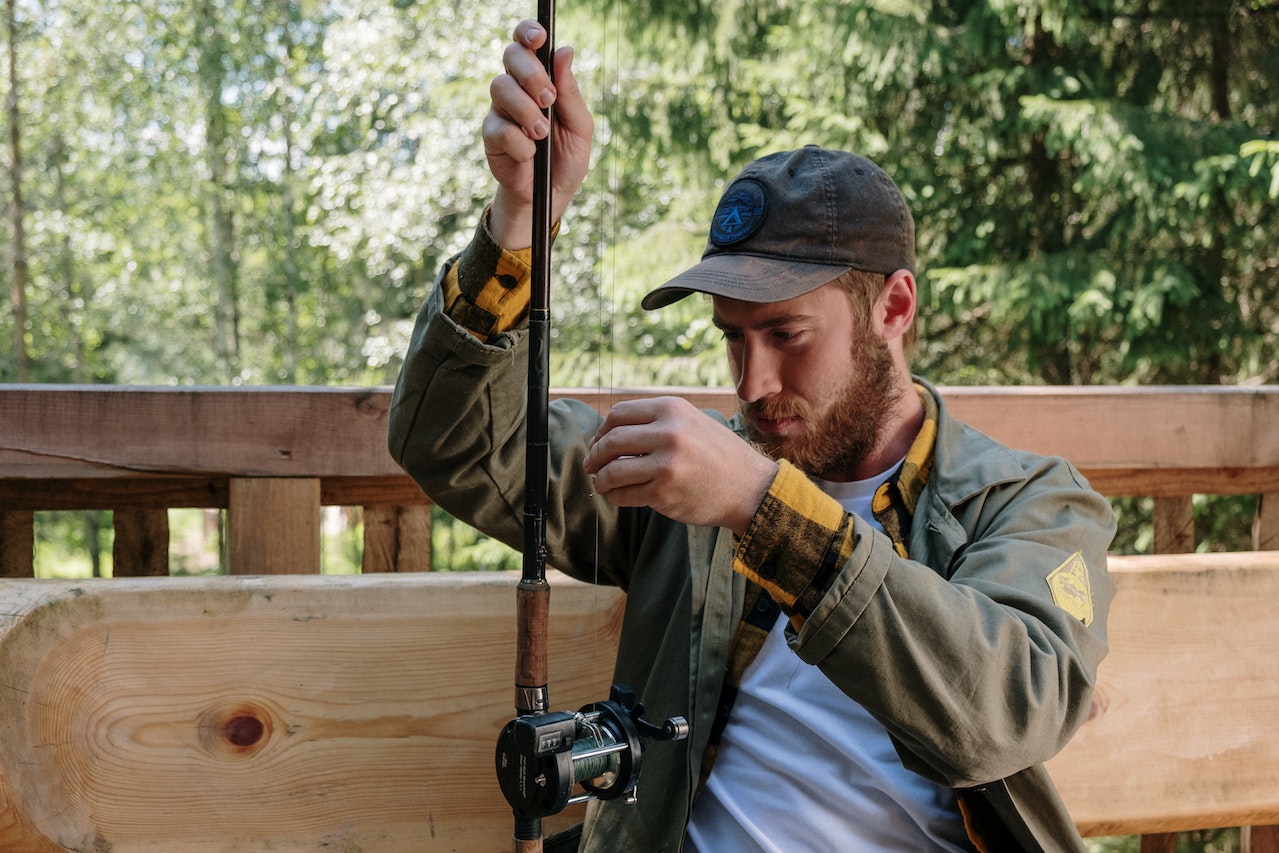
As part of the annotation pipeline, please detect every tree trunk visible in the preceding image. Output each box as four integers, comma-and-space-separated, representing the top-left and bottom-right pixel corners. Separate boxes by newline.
6, 0, 30, 382
197, 0, 241, 380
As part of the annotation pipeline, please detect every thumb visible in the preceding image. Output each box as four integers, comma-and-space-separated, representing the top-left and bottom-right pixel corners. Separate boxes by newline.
550, 46, 592, 137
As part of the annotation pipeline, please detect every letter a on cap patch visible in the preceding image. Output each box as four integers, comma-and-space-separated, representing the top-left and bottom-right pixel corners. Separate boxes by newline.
1047, 551, 1093, 626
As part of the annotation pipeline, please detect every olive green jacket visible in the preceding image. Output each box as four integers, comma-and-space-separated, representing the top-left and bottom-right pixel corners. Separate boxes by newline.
389, 266, 1116, 852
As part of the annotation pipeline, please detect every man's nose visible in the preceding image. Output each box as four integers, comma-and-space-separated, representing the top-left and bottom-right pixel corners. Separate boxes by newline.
735, 341, 782, 404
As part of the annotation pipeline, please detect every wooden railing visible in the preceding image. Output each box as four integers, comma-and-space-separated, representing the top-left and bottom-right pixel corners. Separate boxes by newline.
1, 384, 1278, 852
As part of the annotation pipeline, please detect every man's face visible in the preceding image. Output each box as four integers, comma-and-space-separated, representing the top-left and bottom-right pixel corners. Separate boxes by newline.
712, 282, 901, 482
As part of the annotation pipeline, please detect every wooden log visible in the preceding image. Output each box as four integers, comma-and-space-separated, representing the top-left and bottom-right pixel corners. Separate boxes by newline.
0, 571, 620, 852
0, 511, 34, 578
1048, 551, 1279, 836
227, 479, 320, 574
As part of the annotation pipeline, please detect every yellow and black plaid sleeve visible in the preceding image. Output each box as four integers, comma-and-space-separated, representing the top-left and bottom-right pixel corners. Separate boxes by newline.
443, 208, 558, 342
732, 460, 857, 630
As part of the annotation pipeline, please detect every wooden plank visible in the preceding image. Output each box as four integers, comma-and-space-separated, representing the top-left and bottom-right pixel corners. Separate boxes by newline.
570, 386, 1279, 473
4, 468, 1276, 513
321, 475, 428, 508
1048, 551, 1279, 836
113, 509, 171, 577
362, 505, 432, 573
0, 511, 34, 578
1084, 467, 1279, 498
0, 386, 403, 480
0, 478, 226, 511
0, 571, 619, 852
0, 476, 428, 512
2, 386, 1277, 482
227, 479, 321, 575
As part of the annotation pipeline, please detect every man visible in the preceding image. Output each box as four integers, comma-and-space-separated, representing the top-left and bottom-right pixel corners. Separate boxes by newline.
389, 19, 1115, 852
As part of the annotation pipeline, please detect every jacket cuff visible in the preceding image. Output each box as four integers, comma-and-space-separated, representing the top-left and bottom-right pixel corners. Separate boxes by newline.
444, 207, 541, 341
732, 460, 856, 626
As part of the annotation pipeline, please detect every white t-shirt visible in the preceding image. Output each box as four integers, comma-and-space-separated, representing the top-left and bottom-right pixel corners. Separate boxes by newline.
684, 467, 974, 852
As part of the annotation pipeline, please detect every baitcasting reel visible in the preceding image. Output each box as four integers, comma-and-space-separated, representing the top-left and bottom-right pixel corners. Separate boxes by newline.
496, 683, 689, 820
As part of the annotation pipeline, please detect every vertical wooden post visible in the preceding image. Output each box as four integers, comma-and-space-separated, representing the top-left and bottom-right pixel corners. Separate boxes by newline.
1247, 495, 1279, 851
1254, 493, 1278, 551
113, 509, 171, 577
1153, 496, 1195, 555
1245, 825, 1279, 853
362, 505, 432, 573
1140, 835, 1177, 853
227, 478, 321, 574
1141, 495, 1196, 851
0, 511, 35, 578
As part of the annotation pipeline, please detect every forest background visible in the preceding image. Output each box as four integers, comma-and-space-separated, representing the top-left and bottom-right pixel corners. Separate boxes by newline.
3, 0, 1277, 848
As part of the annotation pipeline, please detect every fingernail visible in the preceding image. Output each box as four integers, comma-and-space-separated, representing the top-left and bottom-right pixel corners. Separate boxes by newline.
537, 88, 555, 108
531, 119, 549, 138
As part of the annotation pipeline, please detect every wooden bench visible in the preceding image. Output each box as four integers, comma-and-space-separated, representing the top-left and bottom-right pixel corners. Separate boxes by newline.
0, 553, 1275, 851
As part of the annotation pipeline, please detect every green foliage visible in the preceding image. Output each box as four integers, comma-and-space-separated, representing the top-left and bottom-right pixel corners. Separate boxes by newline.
5, 0, 1274, 388
1087, 826, 1241, 851
431, 507, 520, 573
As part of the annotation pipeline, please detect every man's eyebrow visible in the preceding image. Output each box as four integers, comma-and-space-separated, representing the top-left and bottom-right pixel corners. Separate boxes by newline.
711, 312, 815, 331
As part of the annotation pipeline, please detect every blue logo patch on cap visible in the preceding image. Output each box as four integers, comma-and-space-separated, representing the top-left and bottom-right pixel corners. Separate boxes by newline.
709, 179, 766, 247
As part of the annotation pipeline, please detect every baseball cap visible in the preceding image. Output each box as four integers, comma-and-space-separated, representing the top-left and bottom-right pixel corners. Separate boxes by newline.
641, 146, 915, 310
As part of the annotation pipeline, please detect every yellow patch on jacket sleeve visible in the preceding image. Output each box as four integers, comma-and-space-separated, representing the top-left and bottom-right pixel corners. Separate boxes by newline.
1047, 551, 1094, 626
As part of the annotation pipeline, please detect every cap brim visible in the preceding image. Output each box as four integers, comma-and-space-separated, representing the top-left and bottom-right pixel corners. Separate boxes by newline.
641, 253, 852, 310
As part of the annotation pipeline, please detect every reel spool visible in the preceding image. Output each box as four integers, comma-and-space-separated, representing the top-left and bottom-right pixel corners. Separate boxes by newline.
496, 683, 689, 820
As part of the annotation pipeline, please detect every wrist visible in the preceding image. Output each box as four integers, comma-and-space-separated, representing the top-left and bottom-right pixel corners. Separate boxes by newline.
727, 456, 779, 537
488, 189, 534, 251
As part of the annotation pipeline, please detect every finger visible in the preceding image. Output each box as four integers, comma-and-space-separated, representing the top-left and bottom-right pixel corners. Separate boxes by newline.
590, 454, 653, 497
549, 46, 592, 137
512, 18, 546, 51
501, 38, 556, 110
584, 426, 646, 475
487, 74, 549, 142
595, 399, 662, 437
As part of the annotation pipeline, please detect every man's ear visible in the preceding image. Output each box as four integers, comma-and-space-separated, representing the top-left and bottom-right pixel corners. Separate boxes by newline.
875, 269, 917, 343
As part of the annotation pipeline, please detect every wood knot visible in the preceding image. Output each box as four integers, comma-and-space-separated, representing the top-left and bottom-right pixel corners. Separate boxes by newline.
223, 714, 265, 747
200, 702, 274, 758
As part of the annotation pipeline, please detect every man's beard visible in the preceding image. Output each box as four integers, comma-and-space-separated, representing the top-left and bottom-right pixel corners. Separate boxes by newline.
741, 334, 902, 480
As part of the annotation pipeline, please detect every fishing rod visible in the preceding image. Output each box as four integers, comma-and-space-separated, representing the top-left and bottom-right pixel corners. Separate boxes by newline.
494, 3, 686, 851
